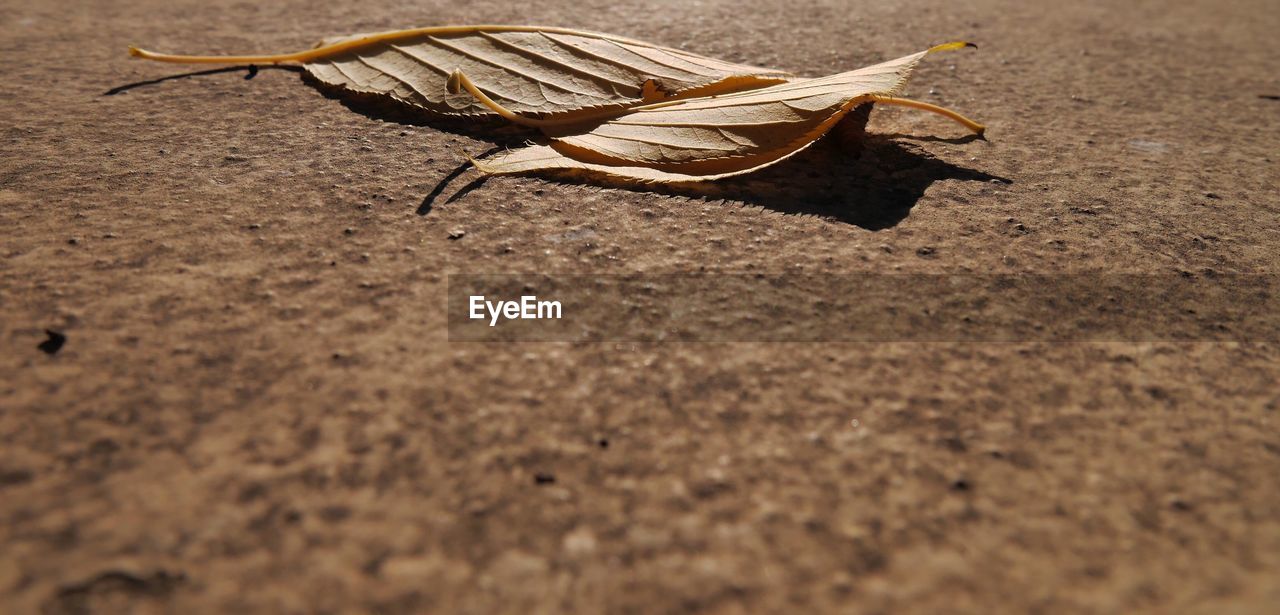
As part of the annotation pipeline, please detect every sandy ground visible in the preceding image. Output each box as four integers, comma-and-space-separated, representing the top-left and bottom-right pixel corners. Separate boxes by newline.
3, 0, 1280, 612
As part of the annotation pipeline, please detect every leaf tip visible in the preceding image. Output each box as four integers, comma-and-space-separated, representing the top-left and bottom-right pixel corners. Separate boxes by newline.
460, 148, 493, 175
928, 41, 978, 54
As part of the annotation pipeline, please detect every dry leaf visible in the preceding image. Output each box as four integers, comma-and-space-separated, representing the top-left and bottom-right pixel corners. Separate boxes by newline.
466, 43, 984, 182
129, 25, 790, 119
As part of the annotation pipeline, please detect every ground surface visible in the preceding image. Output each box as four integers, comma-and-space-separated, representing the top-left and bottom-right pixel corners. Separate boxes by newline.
3, 0, 1279, 613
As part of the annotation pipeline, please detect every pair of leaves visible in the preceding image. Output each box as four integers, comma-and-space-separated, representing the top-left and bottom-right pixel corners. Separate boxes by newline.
130, 26, 983, 183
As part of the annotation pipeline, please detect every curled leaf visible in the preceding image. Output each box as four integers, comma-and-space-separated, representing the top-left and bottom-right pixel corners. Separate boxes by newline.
469, 42, 983, 182
129, 25, 791, 119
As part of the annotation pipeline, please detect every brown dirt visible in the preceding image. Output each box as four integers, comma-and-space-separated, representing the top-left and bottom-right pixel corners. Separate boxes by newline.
3, 0, 1279, 613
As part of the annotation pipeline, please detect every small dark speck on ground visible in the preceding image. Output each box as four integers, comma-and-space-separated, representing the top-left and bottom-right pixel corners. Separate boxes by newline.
38, 329, 66, 355
534, 473, 556, 485
0, 468, 35, 486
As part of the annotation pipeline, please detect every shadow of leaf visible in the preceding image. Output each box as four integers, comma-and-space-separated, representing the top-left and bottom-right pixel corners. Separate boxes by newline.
430, 136, 1007, 230
103, 65, 286, 96
664, 136, 1007, 230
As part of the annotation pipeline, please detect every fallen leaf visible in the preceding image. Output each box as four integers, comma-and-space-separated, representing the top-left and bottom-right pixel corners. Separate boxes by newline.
129, 25, 791, 119
466, 42, 985, 182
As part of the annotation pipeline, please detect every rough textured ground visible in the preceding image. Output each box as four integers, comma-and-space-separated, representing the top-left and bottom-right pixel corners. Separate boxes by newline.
3, 0, 1279, 613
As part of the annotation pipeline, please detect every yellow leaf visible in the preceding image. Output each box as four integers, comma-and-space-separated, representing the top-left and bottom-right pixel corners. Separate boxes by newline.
468, 43, 984, 183
129, 25, 791, 119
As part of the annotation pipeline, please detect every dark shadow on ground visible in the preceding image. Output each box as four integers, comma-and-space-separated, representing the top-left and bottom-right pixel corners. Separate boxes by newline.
105, 68, 520, 143
417, 146, 505, 215
426, 136, 1008, 230
880, 132, 987, 145
103, 64, 285, 96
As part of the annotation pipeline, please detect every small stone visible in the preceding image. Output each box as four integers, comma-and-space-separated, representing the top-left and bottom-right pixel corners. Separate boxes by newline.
38, 330, 66, 355
562, 527, 598, 557
448, 229, 466, 240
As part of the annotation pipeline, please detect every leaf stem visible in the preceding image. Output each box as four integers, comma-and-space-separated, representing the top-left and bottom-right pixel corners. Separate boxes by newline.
128, 46, 307, 65
128, 25, 789, 70
126, 27, 631, 65
870, 96, 986, 136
